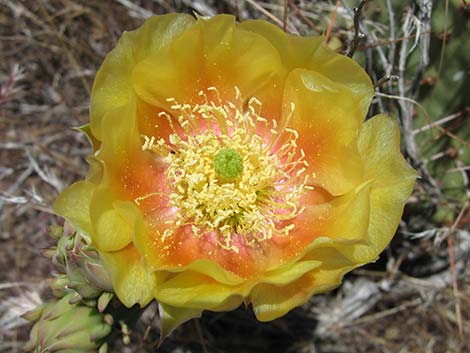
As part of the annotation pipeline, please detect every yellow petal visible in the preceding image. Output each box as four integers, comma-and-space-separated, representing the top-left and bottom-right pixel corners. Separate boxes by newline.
323, 181, 371, 241
90, 14, 195, 140
358, 114, 418, 187
261, 260, 321, 286
96, 99, 140, 167
94, 99, 157, 200
249, 279, 308, 321
74, 124, 100, 152
134, 220, 247, 285
196, 15, 285, 104
89, 188, 133, 252
239, 19, 323, 69
154, 271, 244, 310
312, 145, 364, 196
131, 24, 203, 109
249, 272, 327, 322
336, 179, 415, 263
85, 155, 104, 185
158, 303, 202, 342
93, 209, 132, 252
162, 260, 245, 286
132, 14, 284, 113
240, 19, 374, 116
335, 115, 417, 262
251, 248, 357, 321
282, 182, 370, 266
308, 44, 374, 117
282, 68, 365, 195
52, 181, 94, 236
101, 245, 156, 307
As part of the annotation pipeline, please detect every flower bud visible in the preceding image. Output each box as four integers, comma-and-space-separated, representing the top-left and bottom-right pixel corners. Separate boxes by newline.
45, 224, 113, 300
23, 293, 111, 353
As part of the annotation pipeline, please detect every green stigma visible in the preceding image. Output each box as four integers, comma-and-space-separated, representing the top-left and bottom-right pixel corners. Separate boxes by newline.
214, 148, 244, 181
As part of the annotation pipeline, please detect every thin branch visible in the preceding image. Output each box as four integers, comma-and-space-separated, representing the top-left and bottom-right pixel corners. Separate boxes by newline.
347, 0, 368, 57
411, 0, 433, 94
455, 160, 470, 199
194, 320, 208, 353
374, 74, 399, 88
342, 0, 388, 69
437, 0, 450, 76
397, 5, 440, 192
375, 92, 468, 146
325, 0, 340, 44
283, 0, 288, 32
445, 199, 469, 339
385, 0, 396, 76
0, 165, 34, 213
245, 0, 297, 33
358, 30, 433, 51
413, 110, 466, 135
232, 0, 240, 21
288, 0, 322, 33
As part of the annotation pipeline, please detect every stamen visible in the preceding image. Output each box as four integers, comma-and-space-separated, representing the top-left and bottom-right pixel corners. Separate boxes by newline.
140, 87, 309, 252
134, 192, 167, 206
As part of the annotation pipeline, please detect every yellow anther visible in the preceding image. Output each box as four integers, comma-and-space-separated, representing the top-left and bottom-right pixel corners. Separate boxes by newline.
140, 86, 309, 251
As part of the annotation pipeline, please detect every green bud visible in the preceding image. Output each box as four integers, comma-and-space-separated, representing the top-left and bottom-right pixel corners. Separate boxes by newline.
22, 304, 45, 322
46, 224, 112, 300
49, 274, 71, 298
24, 293, 111, 353
97, 292, 114, 313
66, 249, 113, 298
98, 343, 108, 353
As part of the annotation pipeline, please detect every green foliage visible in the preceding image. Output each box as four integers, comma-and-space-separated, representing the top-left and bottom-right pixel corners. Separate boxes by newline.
365, 1, 469, 223
416, 2, 469, 220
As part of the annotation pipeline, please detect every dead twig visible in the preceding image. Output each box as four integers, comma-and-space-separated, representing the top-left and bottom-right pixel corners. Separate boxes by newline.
376, 92, 469, 146
374, 74, 399, 88
282, 0, 288, 32
445, 199, 469, 339
413, 110, 466, 135
325, 0, 340, 45
0, 65, 25, 105
115, 0, 153, 19
232, 0, 240, 21
358, 30, 432, 51
385, 0, 396, 77
245, 0, 297, 33
347, 0, 368, 57
194, 320, 208, 353
347, 298, 422, 326
397, 4, 440, 193
288, 0, 322, 33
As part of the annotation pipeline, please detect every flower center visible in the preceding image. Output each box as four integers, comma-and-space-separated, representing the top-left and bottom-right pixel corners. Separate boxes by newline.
214, 148, 243, 181
140, 87, 312, 252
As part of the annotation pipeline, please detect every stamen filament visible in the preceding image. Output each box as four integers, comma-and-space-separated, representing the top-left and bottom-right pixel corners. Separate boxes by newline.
140, 87, 309, 251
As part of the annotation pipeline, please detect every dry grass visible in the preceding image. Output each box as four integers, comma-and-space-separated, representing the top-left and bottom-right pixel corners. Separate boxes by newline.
0, 1, 469, 352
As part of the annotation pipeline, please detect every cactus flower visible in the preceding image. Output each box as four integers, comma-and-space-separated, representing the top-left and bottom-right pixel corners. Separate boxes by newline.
53, 14, 417, 335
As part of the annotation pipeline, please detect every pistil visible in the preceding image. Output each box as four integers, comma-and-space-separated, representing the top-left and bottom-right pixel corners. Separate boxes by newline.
214, 148, 244, 182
